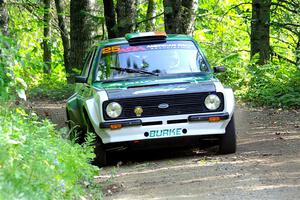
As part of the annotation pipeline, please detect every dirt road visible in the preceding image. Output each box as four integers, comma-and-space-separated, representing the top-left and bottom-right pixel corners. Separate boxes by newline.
32, 101, 300, 200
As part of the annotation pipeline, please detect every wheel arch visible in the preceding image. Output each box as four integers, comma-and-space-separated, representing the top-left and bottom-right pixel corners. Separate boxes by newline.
82, 105, 105, 144
223, 87, 235, 117
66, 96, 84, 128
82, 106, 94, 131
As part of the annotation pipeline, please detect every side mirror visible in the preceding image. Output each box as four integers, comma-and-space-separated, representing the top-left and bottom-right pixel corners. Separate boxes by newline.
213, 66, 226, 73
74, 76, 87, 83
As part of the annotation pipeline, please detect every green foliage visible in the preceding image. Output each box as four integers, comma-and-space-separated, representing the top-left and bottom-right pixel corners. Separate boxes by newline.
243, 62, 300, 107
195, 0, 300, 108
136, 0, 165, 32
0, 30, 101, 198
6, 3, 68, 95
0, 104, 100, 199
0, 6, 69, 101
0, 34, 28, 101
0, 33, 69, 102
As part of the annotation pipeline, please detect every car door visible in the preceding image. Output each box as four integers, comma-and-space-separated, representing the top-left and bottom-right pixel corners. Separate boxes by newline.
76, 49, 97, 114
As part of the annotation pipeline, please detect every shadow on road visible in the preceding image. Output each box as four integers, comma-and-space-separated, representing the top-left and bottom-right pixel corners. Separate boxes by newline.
107, 143, 219, 167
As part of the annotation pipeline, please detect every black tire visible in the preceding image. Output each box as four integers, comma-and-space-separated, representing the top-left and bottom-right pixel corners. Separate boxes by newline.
83, 111, 107, 167
92, 138, 107, 167
219, 115, 237, 154
66, 109, 85, 144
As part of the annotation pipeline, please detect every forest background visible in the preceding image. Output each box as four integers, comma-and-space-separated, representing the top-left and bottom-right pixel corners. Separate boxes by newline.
0, 0, 299, 199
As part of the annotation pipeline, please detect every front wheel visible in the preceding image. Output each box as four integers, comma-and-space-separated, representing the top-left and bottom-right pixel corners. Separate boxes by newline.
66, 109, 85, 144
92, 138, 107, 167
84, 114, 107, 167
219, 115, 237, 154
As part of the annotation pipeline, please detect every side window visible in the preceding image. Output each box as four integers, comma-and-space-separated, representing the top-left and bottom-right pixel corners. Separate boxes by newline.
81, 50, 95, 77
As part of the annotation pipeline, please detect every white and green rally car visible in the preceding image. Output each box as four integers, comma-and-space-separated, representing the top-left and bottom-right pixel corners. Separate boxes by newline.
66, 32, 236, 166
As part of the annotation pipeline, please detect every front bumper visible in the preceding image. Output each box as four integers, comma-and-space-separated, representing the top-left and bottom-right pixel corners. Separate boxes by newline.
100, 112, 229, 128
98, 112, 231, 144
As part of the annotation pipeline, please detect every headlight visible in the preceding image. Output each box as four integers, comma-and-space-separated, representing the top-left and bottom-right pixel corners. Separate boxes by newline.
204, 94, 221, 110
106, 102, 122, 118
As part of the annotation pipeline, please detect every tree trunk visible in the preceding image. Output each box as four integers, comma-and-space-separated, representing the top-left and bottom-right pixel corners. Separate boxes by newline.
250, 0, 271, 65
163, 0, 198, 35
103, 0, 137, 38
163, 0, 181, 34
0, 0, 9, 36
0, 0, 9, 72
116, 0, 137, 37
55, 0, 71, 81
103, 0, 117, 39
43, 0, 52, 74
181, 0, 198, 35
145, 0, 156, 32
70, 0, 94, 71
296, 36, 300, 67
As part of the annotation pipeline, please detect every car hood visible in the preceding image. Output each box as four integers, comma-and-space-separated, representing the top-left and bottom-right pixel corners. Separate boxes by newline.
93, 74, 218, 99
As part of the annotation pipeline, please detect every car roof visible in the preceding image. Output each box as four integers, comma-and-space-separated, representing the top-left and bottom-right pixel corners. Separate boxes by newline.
95, 34, 194, 47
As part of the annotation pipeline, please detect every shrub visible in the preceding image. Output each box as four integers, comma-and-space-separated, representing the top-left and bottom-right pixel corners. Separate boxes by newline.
242, 62, 300, 108
0, 104, 100, 199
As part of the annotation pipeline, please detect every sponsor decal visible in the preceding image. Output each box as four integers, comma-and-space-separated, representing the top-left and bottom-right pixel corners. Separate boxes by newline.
102, 42, 196, 55
146, 43, 195, 50
149, 128, 182, 138
102, 46, 146, 54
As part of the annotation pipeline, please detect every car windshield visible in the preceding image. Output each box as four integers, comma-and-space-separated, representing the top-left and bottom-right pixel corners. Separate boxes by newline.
96, 40, 209, 81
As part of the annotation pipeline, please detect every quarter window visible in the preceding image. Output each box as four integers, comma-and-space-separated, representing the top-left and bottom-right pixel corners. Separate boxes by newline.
81, 50, 96, 78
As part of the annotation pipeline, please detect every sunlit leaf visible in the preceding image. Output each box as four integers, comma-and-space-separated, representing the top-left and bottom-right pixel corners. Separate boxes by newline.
16, 89, 26, 101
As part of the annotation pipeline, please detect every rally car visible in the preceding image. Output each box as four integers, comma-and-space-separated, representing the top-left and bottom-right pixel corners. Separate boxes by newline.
66, 32, 236, 166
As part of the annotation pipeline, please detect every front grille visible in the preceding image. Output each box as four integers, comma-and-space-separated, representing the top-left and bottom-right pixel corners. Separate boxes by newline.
103, 92, 224, 120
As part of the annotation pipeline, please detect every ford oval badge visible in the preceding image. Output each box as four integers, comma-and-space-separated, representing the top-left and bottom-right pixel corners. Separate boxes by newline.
158, 103, 169, 109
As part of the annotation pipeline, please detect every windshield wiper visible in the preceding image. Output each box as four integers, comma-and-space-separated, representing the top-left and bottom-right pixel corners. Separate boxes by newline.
110, 67, 159, 76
